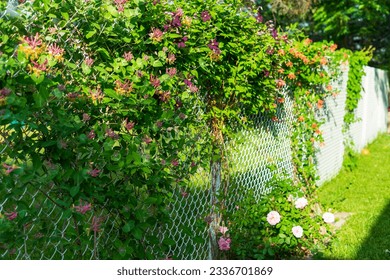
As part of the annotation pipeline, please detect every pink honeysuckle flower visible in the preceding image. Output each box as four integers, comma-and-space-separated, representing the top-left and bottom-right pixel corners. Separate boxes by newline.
115, 79, 133, 95
88, 169, 101, 177
175, 8, 183, 17
167, 53, 176, 64
219, 226, 228, 235
207, 39, 221, 54
47, 43, 64, 57
292, 226, 303, 238
0, 88, 11, 97
143, 136, 152, 144
201, 11, 211, 22
105, 128, 119, 139
266, 48, 274, 55
23, 33, 42, 49
82, 113, 90, 122
66, 92, 80, 100
171, 15, 182, 27
156, 120, 163, 128
158, 91, 171, 102
267, 211, 281, 226
166, 67, 177, 77
88, 130, 96, 140
150, 75, 161, 88
74, 201, 92, 215
255, 12, 263, 23
2, 163, 18, 174
5, 211, 18, 221
123, 51, 133, 61
177, 41, 186, 48
218, 237, 231, 251
271, 28, 278, 39
149, 28, 164, 42
124, 119, 135, 131
91, 216, 103, 233
184, 79, 199, 92
114, 0, 127, 13
31, 59, 48, 71
84, 57, 94, 67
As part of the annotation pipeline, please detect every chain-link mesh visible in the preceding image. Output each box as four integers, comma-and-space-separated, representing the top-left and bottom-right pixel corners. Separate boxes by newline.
315, 65, 349, 185
226, 90, 295, 207
0, 180, 121, 259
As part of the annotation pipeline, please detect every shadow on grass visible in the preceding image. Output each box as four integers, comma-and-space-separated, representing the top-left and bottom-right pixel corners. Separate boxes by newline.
354, 200, 390, 260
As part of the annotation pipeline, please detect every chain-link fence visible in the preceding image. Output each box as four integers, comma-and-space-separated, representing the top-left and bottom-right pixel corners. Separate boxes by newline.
316, 66, 389, 185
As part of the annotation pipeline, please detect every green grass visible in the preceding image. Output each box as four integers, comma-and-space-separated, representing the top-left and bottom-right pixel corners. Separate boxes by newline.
317, 133, 390, 259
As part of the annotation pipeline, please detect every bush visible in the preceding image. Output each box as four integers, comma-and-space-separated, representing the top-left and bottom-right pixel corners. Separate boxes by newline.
227, 175, 333, 259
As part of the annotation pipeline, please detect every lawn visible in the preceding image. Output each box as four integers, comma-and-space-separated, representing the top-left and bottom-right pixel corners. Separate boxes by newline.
316, 133, 390, 259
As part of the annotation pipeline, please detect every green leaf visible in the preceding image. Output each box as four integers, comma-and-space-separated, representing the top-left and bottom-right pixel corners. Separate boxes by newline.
86, 30, 97, 39
66, 62, 77, 69
61, 12, 69, 21
123, 221, 135, 233
70, 186, 80, 197
82, 63, 91, 75
106, 4, 118, 16
2, 34, 9, 44
97, 48, 110, 59
31, 73, 45, 85
162, 237, 176, 246
132, 227, 143, 240
152, 60, 163, 67
33, 92, 45, 107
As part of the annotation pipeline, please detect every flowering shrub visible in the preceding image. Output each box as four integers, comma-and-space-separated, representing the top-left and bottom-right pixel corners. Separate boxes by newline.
0, 0, 214, 259
227, 176, 333, 259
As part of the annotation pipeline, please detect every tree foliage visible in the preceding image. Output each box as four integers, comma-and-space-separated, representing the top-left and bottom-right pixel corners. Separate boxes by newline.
257, 0, 390, 70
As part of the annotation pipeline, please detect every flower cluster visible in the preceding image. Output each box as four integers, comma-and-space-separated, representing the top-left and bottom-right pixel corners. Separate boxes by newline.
113, 0, 128, 13
18, 33, 44, 60
0, 88, 11, 105
184, 79, 198, 92
115, 80, 133, 96
74, 201, 92, 215
217, 225, 231, 251
2, 163, 18, 175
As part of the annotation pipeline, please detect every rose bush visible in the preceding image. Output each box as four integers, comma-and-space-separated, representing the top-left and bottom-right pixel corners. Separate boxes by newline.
226, 175, 334, 259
